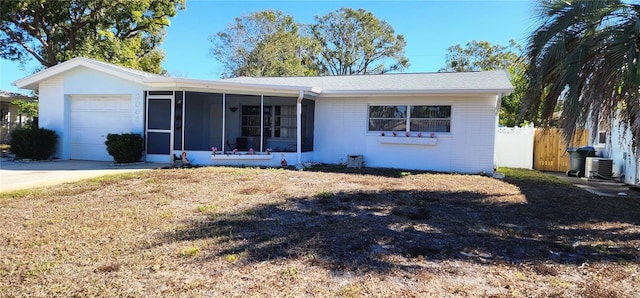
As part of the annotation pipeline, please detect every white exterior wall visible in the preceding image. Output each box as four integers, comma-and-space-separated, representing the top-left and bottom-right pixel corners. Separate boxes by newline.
186, 151, 311, 168
38, 67, 145, 160
63, 67, 145, 135
38, 77, 66, 158
313, 94, 498, 173
591, 120, 638, 185
449, 96, 498, 173
611, 125, 638, 185
313, 98, 367, 165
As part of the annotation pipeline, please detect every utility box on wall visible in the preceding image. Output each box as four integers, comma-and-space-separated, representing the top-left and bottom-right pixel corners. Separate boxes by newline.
347, 155, 364, 168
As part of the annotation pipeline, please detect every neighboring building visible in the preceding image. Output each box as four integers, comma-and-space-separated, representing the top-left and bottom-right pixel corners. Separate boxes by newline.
0, 90, 36, 143
13, 57, 513, 173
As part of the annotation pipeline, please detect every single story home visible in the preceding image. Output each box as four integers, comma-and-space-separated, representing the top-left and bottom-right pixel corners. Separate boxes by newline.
13, 57, 513, 173
1, 90, 36, 143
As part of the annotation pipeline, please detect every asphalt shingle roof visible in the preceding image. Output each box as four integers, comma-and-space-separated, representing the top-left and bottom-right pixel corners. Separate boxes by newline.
219, 70, 513, 93
14, 57, 513, 96
0, 90, 33, 99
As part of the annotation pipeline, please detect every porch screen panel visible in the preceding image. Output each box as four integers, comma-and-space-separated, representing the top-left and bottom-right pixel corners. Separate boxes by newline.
174, 92, 184, 150
148, 99, 171, 130
301, 99, 314, 152
184, 92, 223, 151
147, 132, 171, 154
259, 96, 300, 152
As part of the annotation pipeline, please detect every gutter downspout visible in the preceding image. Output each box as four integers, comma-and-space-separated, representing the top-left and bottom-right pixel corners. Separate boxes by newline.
493, 93, 503, 174
296, 90, 304, 169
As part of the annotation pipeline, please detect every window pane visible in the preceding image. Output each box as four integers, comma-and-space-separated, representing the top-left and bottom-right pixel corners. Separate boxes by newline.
281, 128, 296, 138
598, 132, 607, 144
369, 106, 406, 118
148, 91, 173, 96
242, 105, 271, 138
242, 127, 262, 136
147, 132, 170, 154
148, 99, 171, 130
242, 106, 259, 115
410, 119, 450, 132
411, 106, 451, 118
369, 119, 406, 131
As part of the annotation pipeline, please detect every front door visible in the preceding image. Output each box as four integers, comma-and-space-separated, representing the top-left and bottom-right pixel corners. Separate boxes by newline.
146, 94, 174, 163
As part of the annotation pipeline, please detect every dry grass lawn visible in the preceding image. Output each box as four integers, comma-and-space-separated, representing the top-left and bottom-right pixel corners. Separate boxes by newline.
1, 166, 639, 297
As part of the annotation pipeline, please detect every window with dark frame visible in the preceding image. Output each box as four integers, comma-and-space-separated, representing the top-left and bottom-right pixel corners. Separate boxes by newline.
241, 105, 271, 137
368, 105, 407, 132
597, 131, 607, 144
241, 105, 296, 138
368, 105, 451, 132
410, 105, 451, 132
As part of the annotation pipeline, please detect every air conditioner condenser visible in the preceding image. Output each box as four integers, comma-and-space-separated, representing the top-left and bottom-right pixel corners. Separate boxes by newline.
585, 157, 613, 179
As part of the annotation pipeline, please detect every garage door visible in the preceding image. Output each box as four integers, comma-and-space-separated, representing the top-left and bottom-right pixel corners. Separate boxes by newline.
70, 96, 132, 161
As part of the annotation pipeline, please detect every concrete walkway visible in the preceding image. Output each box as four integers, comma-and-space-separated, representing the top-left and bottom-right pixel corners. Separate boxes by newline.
0, 159, 169, 193
547, 171, 640, 198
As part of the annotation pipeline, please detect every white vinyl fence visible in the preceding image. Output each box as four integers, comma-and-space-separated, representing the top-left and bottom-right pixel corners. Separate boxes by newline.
495, 124, 534, 169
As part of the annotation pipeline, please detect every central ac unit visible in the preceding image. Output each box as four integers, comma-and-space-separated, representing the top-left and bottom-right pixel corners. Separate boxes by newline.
347, 155, 364, 168
585, 157, 613, 179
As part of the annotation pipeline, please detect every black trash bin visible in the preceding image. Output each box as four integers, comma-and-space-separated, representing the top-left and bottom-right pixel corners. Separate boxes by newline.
566, 146, 596, 177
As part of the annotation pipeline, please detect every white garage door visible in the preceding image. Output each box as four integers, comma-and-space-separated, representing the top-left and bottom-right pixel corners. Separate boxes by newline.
70, 96, 132, 161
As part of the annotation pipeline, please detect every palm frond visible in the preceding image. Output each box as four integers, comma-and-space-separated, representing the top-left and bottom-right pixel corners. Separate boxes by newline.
522, 0, 640, 146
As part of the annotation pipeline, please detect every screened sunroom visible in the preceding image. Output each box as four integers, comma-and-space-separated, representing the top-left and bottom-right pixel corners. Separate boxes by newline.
145, 90, 315, 166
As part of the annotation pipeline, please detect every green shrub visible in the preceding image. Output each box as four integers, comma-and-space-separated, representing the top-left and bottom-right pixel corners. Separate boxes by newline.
9, 127, 58, 160
105, 133, 144, 163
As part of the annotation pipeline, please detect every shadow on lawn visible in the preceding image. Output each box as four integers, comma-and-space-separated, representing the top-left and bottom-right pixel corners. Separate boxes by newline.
159, 175, 640, 273
303, 164, 440, 178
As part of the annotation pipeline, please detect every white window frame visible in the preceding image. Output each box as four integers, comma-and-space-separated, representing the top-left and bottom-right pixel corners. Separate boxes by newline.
368, 104, 451, 133
597, 130, 607, 145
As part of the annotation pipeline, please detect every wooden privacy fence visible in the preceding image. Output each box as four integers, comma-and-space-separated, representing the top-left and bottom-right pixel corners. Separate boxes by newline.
533, 128, 588, 172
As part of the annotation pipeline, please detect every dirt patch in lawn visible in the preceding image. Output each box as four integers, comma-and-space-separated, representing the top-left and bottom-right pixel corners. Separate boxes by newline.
1, 166, 639, 297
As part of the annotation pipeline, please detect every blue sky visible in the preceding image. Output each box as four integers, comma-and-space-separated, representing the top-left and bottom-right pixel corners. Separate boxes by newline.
0, 0, 537, 94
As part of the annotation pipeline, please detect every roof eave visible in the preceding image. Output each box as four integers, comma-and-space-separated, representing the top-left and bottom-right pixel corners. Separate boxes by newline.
13, 57, 149, 91
144, 77, 322, 97
0, 95, 36, 102
317, 88, 514, 97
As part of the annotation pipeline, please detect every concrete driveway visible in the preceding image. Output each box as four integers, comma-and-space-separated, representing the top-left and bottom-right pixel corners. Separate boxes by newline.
0, 159, 169, 192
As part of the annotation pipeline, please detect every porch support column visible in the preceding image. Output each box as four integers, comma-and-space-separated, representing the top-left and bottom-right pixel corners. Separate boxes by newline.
260, 95, 264, 152
222, 93, 226, 152
296, 90, 304, 169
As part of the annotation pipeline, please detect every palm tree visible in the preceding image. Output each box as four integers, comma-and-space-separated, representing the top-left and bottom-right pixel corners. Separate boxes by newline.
522, 0, 640, 144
